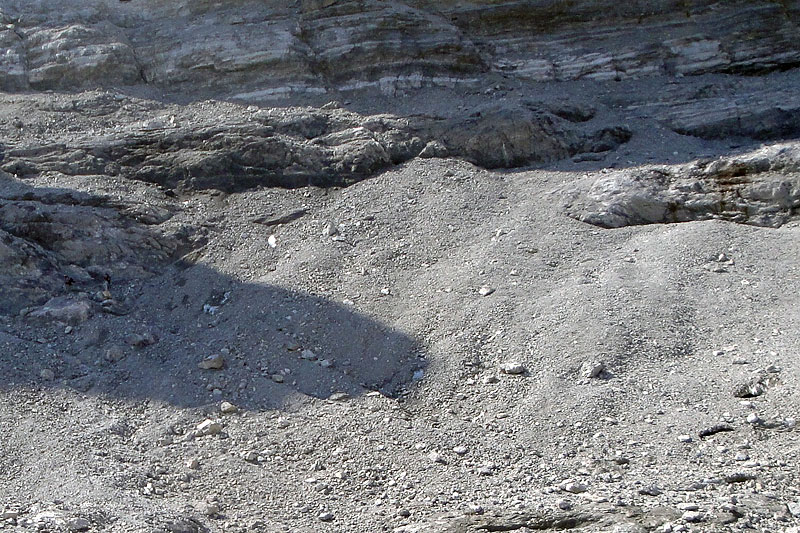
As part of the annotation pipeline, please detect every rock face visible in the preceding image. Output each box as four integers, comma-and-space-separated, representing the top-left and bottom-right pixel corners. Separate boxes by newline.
1, 1, 798, 96
562, 143, 800, 228
0, 96, 630, 191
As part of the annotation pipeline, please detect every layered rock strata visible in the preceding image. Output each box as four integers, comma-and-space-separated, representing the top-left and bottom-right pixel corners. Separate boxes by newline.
0, 1, 797, 96
562, 143, 800, 228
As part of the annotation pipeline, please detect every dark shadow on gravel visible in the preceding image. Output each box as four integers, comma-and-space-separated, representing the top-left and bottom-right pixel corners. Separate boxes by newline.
0, 179, 425, 411
0, 262, 426, 410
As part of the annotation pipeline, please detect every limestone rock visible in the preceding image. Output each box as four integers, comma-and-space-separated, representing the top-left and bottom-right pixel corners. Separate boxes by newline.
562, 143, 800, 228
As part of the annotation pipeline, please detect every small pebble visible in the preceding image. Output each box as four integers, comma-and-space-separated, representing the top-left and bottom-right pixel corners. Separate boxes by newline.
220, 401, 238, 414
562, 481, 588, 494
478, 286, 495, 296
428, 452, 447, 464
677, 434, 693, 443
746, 413, 761, 425
453, 446, 468, 456
40, 369, 55, 381
198, 354, 224, 370
242, 451, 259, 463
196, 419, 223, 436
186, 458, 200, 469
580, 360, 605, 379
557, 499, 572, 510
318, 512, 334, 522
271, 374, 284, 383
499, 362, 526, 375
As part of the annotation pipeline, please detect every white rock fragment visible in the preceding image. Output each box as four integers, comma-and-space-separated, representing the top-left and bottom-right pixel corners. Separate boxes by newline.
746, 413, 761, 425
478, 286, 495, 296
453, 446, 468, 456
499, 362, 526, 375
271, 374, 284, 383
196, 419, 223, 436
677, 434, 693, 443
580, 360, 605, 378
328, 392, 349, 401
220, 401, 238, 414
318, 511, 334, 522
322, 221, 339, 237
428, 451, 447, 464
268, 234, 277, 248
186, 458, 200, 469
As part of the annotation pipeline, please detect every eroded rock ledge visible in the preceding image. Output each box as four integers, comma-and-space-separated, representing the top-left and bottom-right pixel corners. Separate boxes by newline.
1, 97, 629, 191
562, 143, 800, 228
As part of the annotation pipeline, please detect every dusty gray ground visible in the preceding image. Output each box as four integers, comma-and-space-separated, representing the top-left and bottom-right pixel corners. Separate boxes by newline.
1, 26, 800, 533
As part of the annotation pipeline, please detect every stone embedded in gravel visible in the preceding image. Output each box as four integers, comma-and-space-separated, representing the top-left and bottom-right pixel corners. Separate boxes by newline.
328, 392, 349, 401
733, 379, 766, 398
453, 446, 468, 455
322, 221, 339, 237
561, 481, 588, 493
499, 362, 526, 375
477, 464, 494, 476
787, 501, 800, 518
27, 297, 92, 326
40, 369, 55, 381
318, 512, 334, 522
639, 485, 663, 496
677, 434, 693, 443
196, 419, 223, 436
681, 511, 703, 523
300, 349, 317, 360
220, 401, 238, 414
478, 286, 495, 296
128, 332, 158, 348
186, 458, 199, 469
428, 451, 447, 464
580, 360, 605, 378
198, 354, 225, 370
746, 413, 761, 425
200, 502, 219, 517
271, 374, 284, 383
1, 510, 19, 520
242, 451, 259, 463
66, 517, 90, 531
557, 499, 572, 510
104, 345, 126, 362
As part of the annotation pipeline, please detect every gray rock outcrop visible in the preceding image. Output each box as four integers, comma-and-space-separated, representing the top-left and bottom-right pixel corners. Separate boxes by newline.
562, 143, 800, 228
1, 1, 797, 96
